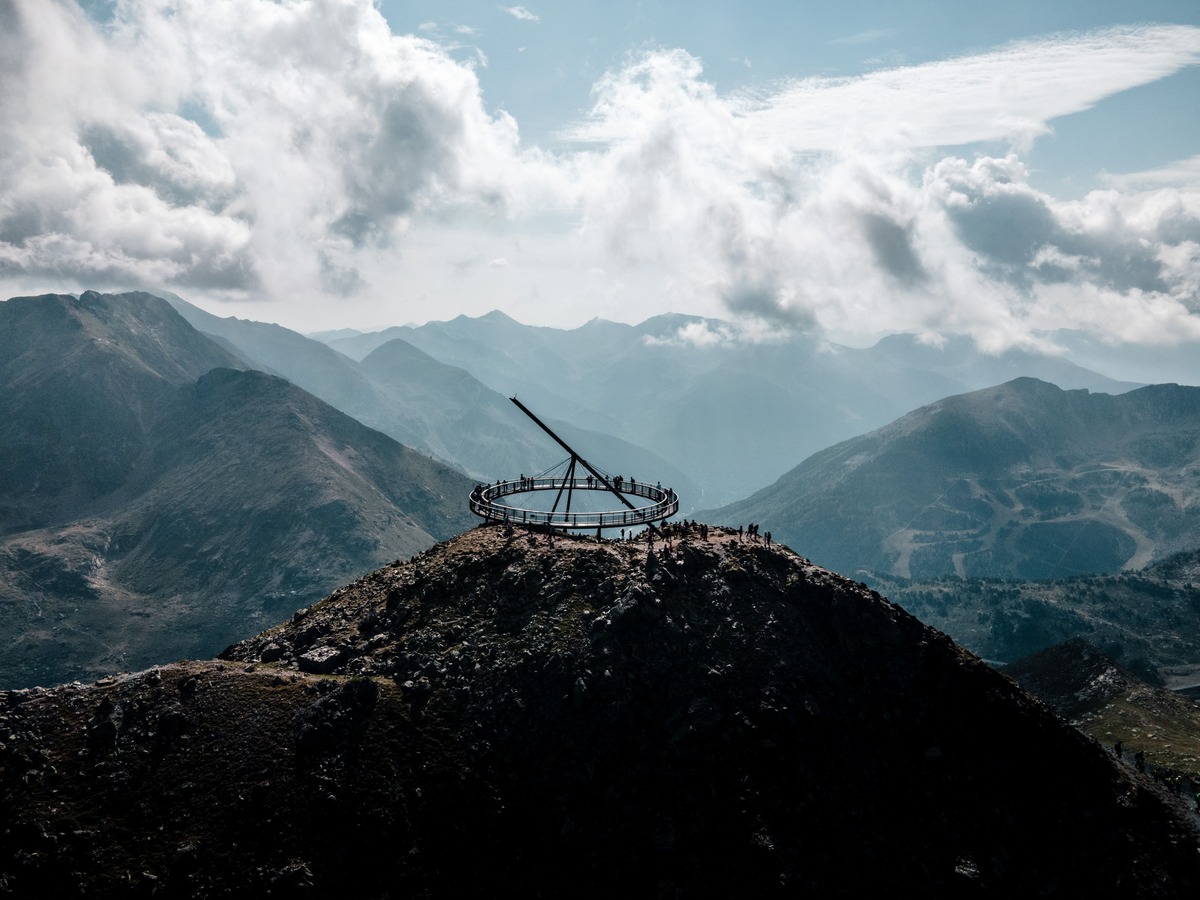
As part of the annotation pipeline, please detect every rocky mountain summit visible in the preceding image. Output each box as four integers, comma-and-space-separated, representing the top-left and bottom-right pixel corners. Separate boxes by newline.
3, 525, 1200, 897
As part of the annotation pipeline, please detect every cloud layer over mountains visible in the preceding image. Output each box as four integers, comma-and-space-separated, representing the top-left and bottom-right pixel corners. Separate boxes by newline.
1, 0, 1198, 351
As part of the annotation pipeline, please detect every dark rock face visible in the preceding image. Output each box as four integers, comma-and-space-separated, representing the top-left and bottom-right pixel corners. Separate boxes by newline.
2, 524, 1199, 897
1004, 637, 1132, 721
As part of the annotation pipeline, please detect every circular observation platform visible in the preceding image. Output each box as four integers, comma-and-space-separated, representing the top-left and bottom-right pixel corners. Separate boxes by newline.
470, 476, 679, 531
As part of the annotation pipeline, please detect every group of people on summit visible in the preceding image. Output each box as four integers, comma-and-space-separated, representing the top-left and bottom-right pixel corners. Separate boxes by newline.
737, 522, 771, 545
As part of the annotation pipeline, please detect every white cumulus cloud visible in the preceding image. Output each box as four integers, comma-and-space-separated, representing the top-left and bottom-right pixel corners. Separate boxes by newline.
0, 2, 1197, 357
559, 31, 1200, 347
0, 0, 528, 302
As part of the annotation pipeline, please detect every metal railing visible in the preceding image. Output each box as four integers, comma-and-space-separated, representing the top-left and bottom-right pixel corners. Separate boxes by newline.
469, 477, 678, 530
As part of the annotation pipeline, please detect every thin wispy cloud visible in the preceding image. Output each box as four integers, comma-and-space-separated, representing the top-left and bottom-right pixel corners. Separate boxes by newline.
500, 6, 539, 23
1100, 153, 1200, 189
830, 28, 892, 46
568, 26, 1200, 153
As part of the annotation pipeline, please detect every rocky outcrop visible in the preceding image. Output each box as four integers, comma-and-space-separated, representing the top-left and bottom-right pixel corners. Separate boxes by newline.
1006, 638, 1200, 780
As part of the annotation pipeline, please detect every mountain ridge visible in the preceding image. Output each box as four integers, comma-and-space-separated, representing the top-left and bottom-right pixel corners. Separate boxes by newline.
0, 292, 476, 689
705, 377, 1200, 580
0, 291, 246, 530
1005, 637, 1200, 779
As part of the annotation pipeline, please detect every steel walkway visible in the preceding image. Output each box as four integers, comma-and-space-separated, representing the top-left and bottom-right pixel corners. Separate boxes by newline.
470, 477, 678, 530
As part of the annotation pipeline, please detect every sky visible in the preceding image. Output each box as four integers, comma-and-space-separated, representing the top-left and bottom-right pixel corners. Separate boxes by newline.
1, 1, 1198, 365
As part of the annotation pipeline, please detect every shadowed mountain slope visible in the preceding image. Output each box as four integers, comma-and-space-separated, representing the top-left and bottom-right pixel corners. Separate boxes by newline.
1146, 546, 1200, 584
0, 291, 245, 530
156, 292, 394, 432
3, 526, 1197, 897
102, 366, 476, 600
356, 337, 698, 495
0, 292, 476, 688
705, 378, 1200, 580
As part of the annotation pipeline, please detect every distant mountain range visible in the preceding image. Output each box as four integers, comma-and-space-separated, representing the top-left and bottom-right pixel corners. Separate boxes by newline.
4, 289, 1195, 688
8, 288, 1200, 897
161, 294, 701, 504
704, 377, 1200, 581
8, 290, 1200, 895
0, 292, 475, 688
315, 311, 1139, 508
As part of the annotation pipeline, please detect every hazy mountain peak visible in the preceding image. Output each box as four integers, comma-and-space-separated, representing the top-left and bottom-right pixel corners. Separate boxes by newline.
477, 308, 519, 323
633, 311, 722, 336
2, 290, 242, 384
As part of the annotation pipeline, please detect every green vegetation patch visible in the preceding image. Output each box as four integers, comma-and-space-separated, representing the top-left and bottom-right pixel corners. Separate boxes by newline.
1014, 521, 1136, 579
1012, 483, 1084, 518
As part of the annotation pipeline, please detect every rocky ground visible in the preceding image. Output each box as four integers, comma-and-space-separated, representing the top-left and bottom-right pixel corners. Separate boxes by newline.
1005, 638, 1200, 796
3, 523, 1200, 897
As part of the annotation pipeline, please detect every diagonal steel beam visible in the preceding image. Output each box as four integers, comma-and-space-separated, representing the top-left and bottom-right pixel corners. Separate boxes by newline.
510, 396, 638, 512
